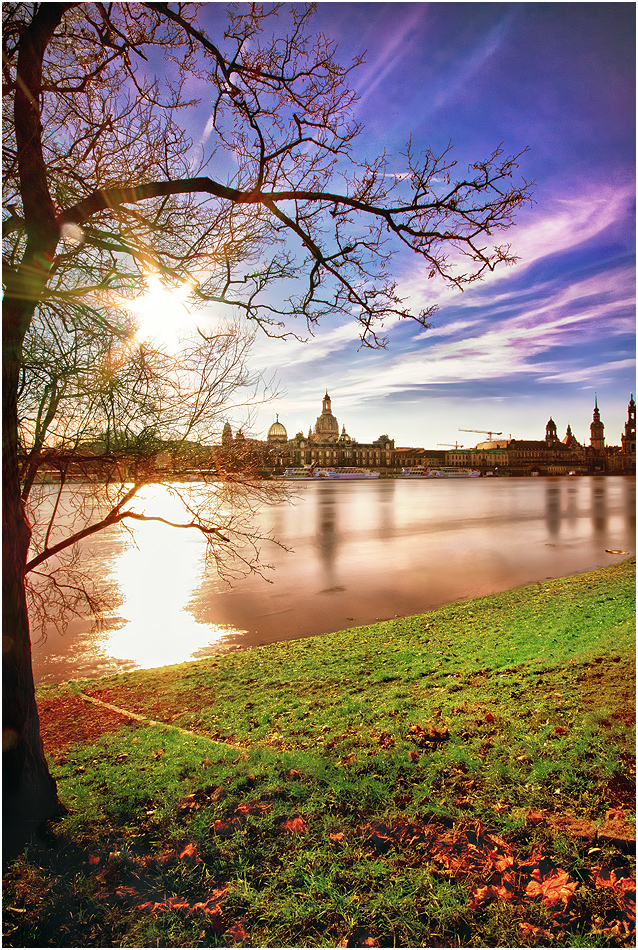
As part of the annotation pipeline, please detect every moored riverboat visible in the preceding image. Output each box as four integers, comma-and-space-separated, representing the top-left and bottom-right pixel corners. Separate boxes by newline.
281, 466, 380, 480
315, 467, 380, 479
399, 466, 481, 478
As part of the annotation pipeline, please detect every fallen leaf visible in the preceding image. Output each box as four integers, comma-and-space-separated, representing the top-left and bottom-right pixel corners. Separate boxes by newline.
525, 868, 577, 905
282, 816, 308, 834
519, 921, 551, 940
468, 885, 491, 909
115, 885, 138, 898
228, 920, 250, 943
236, 801, 271, 817
180, 843, 197, 860
212, 818, 241, 838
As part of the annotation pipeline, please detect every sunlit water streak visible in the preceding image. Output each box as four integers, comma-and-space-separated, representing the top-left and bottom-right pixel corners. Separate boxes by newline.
30, 476, 635, 684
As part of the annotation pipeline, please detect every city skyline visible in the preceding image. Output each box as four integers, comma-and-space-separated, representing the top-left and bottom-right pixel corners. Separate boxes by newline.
188, 3, 635, 448
260, 387, 635, 452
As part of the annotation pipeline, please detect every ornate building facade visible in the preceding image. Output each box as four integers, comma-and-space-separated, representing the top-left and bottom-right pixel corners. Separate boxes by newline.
261, 392, 635, 476
269, 391, 396, 471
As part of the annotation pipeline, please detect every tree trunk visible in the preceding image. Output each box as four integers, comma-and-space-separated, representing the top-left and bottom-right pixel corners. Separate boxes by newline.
3, 318, 63, 858
2, 5, 72, 857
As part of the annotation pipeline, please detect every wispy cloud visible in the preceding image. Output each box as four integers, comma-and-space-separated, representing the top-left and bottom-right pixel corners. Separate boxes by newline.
294, 260, 635, 412
353, 6, 427, 107
538, 359, 636, 385
431, 10, 518, 114
397, 179, 634, 318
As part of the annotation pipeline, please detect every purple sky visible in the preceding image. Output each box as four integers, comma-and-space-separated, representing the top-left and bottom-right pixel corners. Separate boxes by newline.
195, 3, 635, 449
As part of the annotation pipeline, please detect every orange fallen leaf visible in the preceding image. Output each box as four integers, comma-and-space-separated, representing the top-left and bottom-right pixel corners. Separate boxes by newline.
236, 801, 271, 817
228, 920, 250, 943
179, 843, 197, 859
115, 885, 138, 898
283, 816, 308, 834
519, 921, 550, 938
468, 885, 491, 909
525, 868, 577, 905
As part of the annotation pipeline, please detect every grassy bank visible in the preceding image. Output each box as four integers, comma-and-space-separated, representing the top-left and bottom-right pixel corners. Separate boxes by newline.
5, 559, 636, 948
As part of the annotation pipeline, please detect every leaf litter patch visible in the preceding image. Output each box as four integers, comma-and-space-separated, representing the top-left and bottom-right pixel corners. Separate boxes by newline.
351, 815, 635, 944
37, 694, 135, 756
167, 790, 635, 947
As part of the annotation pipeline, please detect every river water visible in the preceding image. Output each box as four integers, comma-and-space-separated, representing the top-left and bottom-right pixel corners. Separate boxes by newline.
30, 476, 635, 684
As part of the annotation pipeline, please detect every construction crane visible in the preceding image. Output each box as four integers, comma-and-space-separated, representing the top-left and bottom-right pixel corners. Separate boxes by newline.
438, 442, 464, 449
459, 429, 503, 440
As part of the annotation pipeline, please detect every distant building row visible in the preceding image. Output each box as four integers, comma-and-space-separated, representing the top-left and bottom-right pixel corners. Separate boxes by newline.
253, 391, 636, 476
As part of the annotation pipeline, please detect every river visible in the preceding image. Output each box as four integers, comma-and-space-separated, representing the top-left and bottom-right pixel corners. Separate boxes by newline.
30, 476, 635, 684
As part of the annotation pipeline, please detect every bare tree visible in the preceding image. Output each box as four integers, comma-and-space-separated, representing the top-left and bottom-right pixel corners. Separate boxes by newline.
2, 2, 532, 846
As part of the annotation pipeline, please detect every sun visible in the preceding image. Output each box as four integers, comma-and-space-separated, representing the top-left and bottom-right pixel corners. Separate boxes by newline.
131, 273, 194, 350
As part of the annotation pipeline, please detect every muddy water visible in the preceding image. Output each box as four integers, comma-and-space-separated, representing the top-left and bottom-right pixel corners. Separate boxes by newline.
31, 476, 635, 684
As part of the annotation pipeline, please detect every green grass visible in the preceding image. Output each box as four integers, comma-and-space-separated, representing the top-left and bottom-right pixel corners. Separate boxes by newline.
4, 558, 635, 948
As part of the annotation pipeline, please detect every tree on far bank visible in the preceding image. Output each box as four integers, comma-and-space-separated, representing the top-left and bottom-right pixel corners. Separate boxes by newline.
2, 1, 532, 851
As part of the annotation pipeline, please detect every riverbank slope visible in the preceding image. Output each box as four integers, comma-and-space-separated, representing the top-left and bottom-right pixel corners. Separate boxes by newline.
5, 558, 636, 947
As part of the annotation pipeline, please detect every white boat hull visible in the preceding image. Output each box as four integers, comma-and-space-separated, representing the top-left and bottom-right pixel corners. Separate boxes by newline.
281, 467, 380, 480
399, 467, 481, 478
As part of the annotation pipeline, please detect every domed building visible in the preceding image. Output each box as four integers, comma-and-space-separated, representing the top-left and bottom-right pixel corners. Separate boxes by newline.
267, 414, 288, 444
311, 391, 340, 443
284, 392, 396, 471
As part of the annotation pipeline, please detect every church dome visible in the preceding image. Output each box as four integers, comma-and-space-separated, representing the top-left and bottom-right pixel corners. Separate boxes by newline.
267, 414, 288, 443
314, 391, 340, 442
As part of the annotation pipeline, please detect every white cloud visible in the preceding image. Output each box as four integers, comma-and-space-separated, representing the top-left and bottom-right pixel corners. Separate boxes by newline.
396, 180, 635, 316
538, 359, 636, 385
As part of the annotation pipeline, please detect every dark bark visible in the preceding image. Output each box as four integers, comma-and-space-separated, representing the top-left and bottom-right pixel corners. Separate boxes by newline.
3, 296, 65, 858
3, 5, 71, 857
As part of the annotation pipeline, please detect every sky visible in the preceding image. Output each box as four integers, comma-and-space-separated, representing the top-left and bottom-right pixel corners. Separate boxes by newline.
198, 2, 636, 450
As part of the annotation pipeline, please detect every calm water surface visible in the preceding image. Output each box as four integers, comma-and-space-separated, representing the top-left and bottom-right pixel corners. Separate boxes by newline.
31, 476, 635, 684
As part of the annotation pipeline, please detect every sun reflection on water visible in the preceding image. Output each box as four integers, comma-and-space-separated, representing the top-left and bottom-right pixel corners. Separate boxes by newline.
98, 485, 240, 670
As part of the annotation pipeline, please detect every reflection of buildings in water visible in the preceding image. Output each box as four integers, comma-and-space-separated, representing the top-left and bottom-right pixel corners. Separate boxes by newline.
315, 486, 339, 580
374, 478, 396, 540
591, 481, 607, 536
565, 484, 578, 524
545, 484, 561, 538
624, 478, 636, 533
